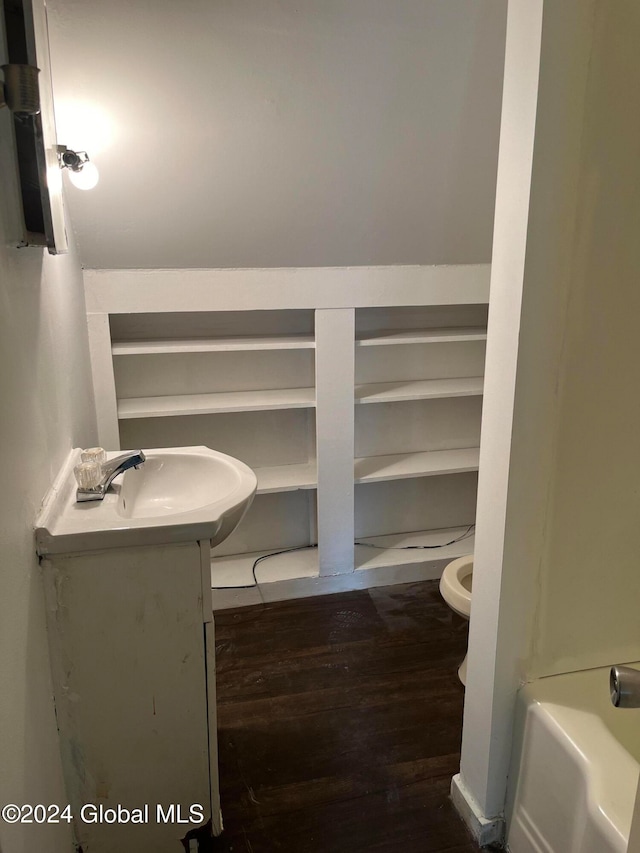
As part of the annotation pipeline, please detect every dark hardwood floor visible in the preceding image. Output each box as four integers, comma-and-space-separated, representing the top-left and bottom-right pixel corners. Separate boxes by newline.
212, 580, 479, 853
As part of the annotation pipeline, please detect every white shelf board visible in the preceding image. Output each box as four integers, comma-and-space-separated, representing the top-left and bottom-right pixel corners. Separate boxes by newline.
211, 546, 319, 588
112, 334, 315, 355
255, 461, 317, 494
355, 376, 483, 404
117, 387, 316, 419
354, 447, 480, 484
356, 327, 487, 346
210, 527, 474, 600
355, 526, 475, 571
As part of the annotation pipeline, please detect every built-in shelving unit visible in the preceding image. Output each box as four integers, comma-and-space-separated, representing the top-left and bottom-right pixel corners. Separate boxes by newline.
211, 546, 320, 588
355, 526, 476, 571
106, 309, 318, 586
352, 305, 485, 602
84, 265, 489, 609
210, 524, 477, 610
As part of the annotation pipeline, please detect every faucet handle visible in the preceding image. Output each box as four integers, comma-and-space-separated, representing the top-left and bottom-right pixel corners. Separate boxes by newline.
81, 447, 107, 466
610, 665, 640, 707
74, 461, 103, 490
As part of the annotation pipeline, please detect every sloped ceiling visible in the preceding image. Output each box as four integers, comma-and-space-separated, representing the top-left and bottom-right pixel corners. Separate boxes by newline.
47, 0, 507, 269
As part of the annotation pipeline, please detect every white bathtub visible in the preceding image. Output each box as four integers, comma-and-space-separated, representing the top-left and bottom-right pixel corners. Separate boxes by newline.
506, 664, 640, 853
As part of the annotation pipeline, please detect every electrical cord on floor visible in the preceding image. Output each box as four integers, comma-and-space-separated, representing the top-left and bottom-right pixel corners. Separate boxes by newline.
212, 544, 319, 590
355, 524, 475, 550
212, 525, 475, 592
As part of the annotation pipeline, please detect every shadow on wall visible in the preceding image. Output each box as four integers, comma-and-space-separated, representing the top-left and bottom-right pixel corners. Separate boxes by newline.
0, 86, 97, 853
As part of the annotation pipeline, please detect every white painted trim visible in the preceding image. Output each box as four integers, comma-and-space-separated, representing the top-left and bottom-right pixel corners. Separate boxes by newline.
86, 313, 120, 449
306, 409, 319, 546
83, 265, 491, 314
459, 0, 546, 821
450, 774, 504, 847
315, 309, 355, 575
459, 0, 597, 823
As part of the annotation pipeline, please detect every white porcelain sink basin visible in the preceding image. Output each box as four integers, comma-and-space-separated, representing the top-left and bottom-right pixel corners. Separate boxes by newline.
35, 446, 257, 555
116, 451, 248, 519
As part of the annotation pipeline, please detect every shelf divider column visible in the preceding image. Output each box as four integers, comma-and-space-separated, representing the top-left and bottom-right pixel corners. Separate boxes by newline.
87, 313, 120, 450
315, 308, 355, 576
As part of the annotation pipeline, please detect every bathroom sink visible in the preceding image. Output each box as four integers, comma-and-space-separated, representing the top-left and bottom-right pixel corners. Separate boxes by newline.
116, 451, 248, 519
35, 446, 257, 555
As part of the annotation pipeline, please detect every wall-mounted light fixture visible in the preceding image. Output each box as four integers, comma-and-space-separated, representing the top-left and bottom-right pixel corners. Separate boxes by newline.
57, 144, 99, 191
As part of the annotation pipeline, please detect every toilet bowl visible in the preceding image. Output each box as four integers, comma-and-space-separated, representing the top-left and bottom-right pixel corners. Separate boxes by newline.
439, 554, 473, 685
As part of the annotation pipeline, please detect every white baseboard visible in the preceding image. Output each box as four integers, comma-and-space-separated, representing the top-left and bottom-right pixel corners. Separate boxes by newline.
451, 773, 504, 847
212, 558, 451, 610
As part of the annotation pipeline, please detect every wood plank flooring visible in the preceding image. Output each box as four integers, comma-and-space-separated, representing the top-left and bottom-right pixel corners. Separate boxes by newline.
212, 580, 480, 853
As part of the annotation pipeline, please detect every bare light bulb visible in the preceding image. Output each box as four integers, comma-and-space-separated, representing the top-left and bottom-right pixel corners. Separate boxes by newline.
68, 161, 99, 191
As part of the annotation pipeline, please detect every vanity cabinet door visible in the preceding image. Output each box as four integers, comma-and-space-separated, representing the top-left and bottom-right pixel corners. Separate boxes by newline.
44, 542, 212, 853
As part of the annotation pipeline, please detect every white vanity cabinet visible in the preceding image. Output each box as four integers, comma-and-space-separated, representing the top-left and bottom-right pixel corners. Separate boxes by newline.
41, 539, 221, 853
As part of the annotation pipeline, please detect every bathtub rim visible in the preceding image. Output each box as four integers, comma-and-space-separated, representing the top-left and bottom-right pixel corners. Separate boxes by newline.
506, 663, 640, 851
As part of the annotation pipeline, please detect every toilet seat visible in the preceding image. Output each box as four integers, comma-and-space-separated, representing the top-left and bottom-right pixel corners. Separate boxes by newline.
439, 554, 473, 619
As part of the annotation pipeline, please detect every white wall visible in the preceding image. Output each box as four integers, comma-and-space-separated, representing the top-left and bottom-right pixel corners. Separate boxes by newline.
46, 0, 506, 269
0, 112, 97, 853
459, 0, 640, 828
529, 0, 640, 677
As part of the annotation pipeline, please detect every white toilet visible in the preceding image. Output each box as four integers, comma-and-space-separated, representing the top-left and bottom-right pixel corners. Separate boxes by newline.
439, 554, 473, 685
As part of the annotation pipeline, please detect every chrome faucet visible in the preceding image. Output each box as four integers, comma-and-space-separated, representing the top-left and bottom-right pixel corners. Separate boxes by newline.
610, 665, 640, 708
76, 450, 146, 502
